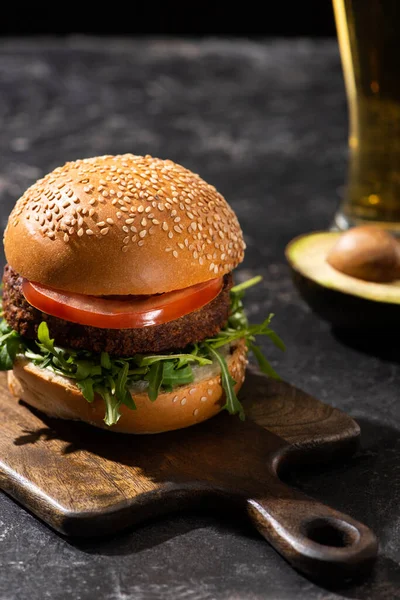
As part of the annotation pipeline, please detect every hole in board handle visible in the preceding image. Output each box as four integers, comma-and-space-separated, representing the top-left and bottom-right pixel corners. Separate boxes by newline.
303, 518, 360, 548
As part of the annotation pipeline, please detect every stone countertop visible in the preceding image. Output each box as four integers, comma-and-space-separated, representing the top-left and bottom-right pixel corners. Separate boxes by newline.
0, 37, 399, 600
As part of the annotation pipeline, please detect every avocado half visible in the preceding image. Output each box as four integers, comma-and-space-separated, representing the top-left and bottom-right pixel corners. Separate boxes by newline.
286, 231, 400, 329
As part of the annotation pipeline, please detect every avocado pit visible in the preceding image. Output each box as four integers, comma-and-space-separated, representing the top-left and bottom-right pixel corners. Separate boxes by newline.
326, 225, 400, 283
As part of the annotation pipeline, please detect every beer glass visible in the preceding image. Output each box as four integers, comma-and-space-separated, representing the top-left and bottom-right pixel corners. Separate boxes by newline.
332, 0, 400, 232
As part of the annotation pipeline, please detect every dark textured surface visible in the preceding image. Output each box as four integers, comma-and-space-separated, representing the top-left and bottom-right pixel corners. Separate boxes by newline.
0, 37, 399, 599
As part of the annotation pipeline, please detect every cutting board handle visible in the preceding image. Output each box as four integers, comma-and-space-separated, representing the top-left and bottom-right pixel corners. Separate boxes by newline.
247, 480, 378, 580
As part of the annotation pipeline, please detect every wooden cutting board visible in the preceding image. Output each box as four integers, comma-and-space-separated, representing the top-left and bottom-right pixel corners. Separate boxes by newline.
0, 368, 378, 581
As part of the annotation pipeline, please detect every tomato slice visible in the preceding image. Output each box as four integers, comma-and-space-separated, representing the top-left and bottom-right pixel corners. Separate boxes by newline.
22, 277, 223, 330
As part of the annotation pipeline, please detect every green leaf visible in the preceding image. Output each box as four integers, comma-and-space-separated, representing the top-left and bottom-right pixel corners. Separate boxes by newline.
96, 386, 122, 426
264, 330, 286, 352
121, 392, 136, 410
161, 362, 194, 389
145, 361, 164, 401
138, 353, 212, 367
0, 330, 21, 370
77, 378, 95, 403
116, 361, 129, 403
0, 343, 13, 370
37, 321, 55, 353
101, 352, 112, 370
230, 275, 262, 295
0, 319, 11, 335
75, 360, 94, 380
205, 344, 245, 421
249, 343, 280, 380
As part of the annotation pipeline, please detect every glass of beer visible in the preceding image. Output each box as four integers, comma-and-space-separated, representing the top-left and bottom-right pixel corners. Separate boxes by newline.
332, 0, 400, 232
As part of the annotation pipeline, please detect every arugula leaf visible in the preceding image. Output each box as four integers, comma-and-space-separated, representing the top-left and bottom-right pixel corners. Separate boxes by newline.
116, 361, 129, 402
161, 363, 194, 391
96, 386, 122, 426
37, 321, 56, 354
146, 362, 164, 401
205, 344, 245, 421
101, 352, 112, 370
77, 378, 95, 403
0, 342, 13, 370
230, 275, 263, 294
138, 353, 212, 367
249, 342, 280, 380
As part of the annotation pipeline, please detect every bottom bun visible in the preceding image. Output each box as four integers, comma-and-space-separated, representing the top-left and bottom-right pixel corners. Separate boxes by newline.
8, 340, 248, 434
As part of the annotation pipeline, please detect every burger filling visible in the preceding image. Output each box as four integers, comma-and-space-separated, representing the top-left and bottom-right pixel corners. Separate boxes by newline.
0, 269, 284, 426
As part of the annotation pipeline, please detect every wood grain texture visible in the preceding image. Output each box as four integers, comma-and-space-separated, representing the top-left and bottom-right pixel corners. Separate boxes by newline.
0, 368, 378, 581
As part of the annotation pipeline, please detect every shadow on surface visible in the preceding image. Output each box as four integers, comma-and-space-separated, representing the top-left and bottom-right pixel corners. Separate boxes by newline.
283, 416, 400, 599
332, 327, 400, 364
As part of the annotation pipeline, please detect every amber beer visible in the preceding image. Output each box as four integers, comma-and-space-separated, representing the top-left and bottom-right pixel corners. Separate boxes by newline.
333, 0, 400, 231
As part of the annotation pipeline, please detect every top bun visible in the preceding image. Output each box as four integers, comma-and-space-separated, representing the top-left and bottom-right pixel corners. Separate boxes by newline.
4, 154, 245, 295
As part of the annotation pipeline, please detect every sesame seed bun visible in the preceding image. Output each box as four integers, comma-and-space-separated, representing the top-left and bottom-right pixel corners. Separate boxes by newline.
4, 154, 245, 295
8, 340, 248, 434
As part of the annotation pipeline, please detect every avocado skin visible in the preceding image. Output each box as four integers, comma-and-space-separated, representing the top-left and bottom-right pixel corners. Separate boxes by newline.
291, 268, 400, 329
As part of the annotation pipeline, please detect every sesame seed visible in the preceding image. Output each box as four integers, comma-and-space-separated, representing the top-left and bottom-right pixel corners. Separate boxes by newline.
130, 225, 137, 233
189, 388, 196, 395
173, 225, 182, 234
152, 219, 159, 225
162, 222, 168, 231
78, 228, 84, 237
97, 221, 106, 227
64, 234, 69, 242
106, 218, 114, 225
122, 226, 129, 233
168, 231, 173, 239
86, 229, 94, 236
89, 198, 96, 205
173, 250, 178, 258
47, 231, 55, 239
149, 227, 155, 235
207, 389, 213, 396
193, 408, 199, 417
125, 218, 134, 225
165, 247, 172, 252
172, 395, 178, 403
138, 240, 145, 247
180, 398, 187, 406
122, 246, 129, 253
138, 205, 144, 213
139, 230, 147, 238
141, 217, 147, 227
131, 235, 137, 242
120, 206, 128, 212
101, 228, 110, 236
200, 396, 207, 402
89, 208, 95, 217
78, 217, 84, 227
